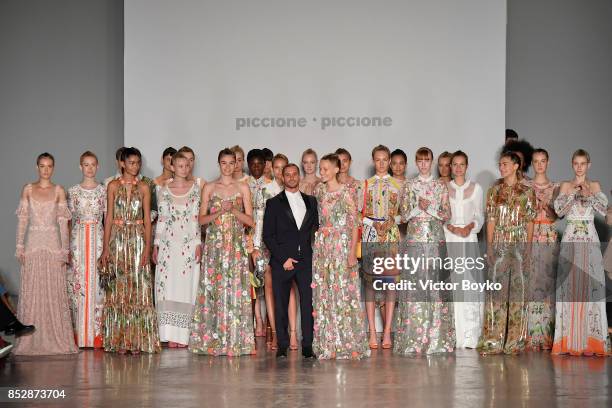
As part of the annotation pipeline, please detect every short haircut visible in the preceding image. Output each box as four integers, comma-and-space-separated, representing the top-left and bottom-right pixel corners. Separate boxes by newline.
301, 148, 318, 161
261, 148, 274, 162
505, 129, 519, 141
438, 151, 452, 161
320, 153, 340, 169
177, 146, 195, 157
230, 145, 245, 157
371, 144, 390, 159
533, 148, 549, 160
451, 150, 469, 165
335, 148, 352, 161
282, 163, 300, 175
246, 148, 265, 163
115, 147, 126, 161
80, 150, 98, 164
171, 152, 189, 165
272, 153, 289, 166
415, 147, 433, 160
571, 149, 590, 163
36, 152, 55, 165
162, 147, 177, 159
121, 147, 142, 162
217, 147, 236, 163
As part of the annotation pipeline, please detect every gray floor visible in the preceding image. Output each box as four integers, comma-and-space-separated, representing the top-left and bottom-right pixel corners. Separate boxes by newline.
1, 338, 610, 408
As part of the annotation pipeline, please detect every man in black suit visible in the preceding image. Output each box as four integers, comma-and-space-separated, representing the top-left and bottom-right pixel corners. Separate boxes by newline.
263, 163, 319, 358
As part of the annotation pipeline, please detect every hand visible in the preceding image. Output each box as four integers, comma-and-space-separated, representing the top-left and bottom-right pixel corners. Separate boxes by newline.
251, 248, 261, 262
100, 249, 109, 266
283, 258, 298, 271
461, 223, 474, 237
348, 251, 358, 268
152, 246, 158, 264
374, 221, 385, 237
579, 182, 592, 197
195, 244, 202, 264
221, 200, 234, 213
418, 197, 430, 211
140, 248, 150, 267
17, 253, 25, 265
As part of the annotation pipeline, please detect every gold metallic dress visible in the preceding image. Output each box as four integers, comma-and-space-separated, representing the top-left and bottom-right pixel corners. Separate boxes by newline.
478, 180, 536, 354
103, 180, 160, 353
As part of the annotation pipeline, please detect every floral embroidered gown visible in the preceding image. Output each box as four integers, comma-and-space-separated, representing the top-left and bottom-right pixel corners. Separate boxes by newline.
154, 180, 201, 345
14, 184, 78, 355
104, 180, 160, 353
312, 184, 370, 360
189, 193, 255, 356
477, 180, 536, 354
394, 175, 455, 355
524, 180, 559, 350
360, 174, 402, 315
67, 184, 106, 348
552, 189, 608, 356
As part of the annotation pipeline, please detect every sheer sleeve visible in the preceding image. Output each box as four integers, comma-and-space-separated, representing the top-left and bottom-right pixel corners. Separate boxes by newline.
425, 182, 451, 221
486, 186, 497, 223
472, 183, 485, 233
524, 186, 537, 222
56, 186, 72, 261
591, 191, 608, 217
153, 188, 167, 247
400, 181, 418, 223
67, 186, 76, 215
345, 187, 358, 232
554, 192, 576, 217
15, 185, 30, 258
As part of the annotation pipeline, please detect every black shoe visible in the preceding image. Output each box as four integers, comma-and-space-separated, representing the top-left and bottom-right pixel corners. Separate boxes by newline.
276, 347, 288, 358
302, 345, 316, 359
4, 321, 35, 337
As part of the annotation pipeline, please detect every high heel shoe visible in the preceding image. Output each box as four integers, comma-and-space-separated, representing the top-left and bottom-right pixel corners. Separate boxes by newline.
381, 333, 392, 349
368, 333, 379, 350
289, 330, 299, 351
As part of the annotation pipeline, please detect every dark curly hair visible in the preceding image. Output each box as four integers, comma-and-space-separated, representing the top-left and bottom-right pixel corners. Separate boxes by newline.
502, 139, 534, 172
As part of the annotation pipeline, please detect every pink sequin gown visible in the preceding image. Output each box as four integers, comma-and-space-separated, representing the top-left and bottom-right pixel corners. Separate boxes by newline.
14, 184, 78, 355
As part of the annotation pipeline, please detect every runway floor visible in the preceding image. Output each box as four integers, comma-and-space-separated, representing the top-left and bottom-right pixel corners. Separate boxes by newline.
1, 338, 610, 408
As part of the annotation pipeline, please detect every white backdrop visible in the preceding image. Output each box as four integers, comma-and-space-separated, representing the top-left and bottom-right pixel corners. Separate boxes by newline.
125, 0, 506, 184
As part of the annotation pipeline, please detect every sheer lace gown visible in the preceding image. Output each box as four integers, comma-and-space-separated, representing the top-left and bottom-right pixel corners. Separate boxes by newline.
444, 180, 485, 348
14, 184, 78, 355
154, 180, 201, 345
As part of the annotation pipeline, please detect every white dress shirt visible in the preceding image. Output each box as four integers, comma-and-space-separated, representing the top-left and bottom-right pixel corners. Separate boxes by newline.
285, 190, 306, 229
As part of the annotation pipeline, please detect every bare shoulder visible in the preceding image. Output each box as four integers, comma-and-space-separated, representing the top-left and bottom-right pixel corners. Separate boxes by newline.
559, 181, 573, 193
238, 180, 250, 194
589, 180, 601, 192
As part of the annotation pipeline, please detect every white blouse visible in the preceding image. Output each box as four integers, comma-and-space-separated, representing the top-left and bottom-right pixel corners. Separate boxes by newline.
446, 180, 484, 233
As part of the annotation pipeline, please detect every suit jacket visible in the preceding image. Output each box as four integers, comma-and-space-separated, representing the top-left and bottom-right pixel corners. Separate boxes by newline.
262, 190, 319, 270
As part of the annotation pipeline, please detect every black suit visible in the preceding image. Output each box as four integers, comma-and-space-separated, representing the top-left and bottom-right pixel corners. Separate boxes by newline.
263, 190, 319, 349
